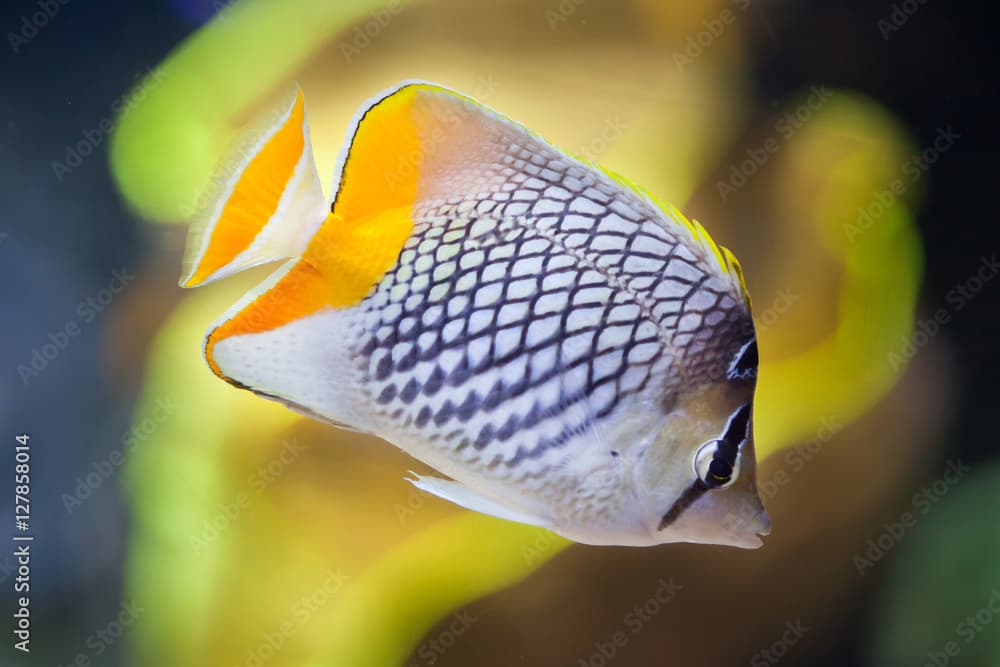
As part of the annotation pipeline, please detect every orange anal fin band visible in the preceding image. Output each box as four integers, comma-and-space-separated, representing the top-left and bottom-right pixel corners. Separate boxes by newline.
205, 259, 329, 381
205, 210, 413, 384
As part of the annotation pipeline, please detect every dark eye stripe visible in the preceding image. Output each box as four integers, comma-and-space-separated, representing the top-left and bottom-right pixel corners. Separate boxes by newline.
659, 403, 753, 529
722, 403, 751, 444
710, 403, 751, 470
658, 479, 709, 530
706, 459, 733, 485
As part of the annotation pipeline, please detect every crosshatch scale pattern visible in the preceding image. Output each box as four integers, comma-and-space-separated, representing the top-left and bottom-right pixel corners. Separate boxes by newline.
348, 132, 753, 508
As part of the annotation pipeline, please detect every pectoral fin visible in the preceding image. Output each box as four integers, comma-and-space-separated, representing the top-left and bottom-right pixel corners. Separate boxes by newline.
406, 473, 553, 529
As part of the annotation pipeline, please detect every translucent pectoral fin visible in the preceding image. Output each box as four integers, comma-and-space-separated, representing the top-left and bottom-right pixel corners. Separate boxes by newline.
405, 473, 552, 529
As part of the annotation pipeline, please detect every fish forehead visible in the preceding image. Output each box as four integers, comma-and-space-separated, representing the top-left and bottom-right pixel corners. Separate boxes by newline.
348, 146, 753, 489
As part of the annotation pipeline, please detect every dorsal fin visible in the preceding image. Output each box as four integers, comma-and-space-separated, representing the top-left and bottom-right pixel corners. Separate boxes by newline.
328, 80, 601, 222
329, 81, 745, 295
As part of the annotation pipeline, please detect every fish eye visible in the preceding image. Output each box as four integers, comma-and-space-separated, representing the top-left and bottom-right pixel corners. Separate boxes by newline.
693, 439, 740, 488
692, 403, 752, 488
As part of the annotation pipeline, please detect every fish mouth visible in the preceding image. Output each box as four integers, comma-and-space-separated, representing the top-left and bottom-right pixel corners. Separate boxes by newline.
697, 507, 769, 549
707, 507, 771, 549
756, 509, 772, 536
729, 510, 771, 549
654, 480, 771, 549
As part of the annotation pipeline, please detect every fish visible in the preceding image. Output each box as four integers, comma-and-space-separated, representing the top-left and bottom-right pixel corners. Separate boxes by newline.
179, 81, 770, 548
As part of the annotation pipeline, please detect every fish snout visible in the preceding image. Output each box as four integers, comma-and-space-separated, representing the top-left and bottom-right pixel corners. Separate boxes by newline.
652, 479, 771, 549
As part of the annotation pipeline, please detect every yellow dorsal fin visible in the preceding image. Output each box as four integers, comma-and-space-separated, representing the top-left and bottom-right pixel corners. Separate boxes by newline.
328, 81, 518, 223
595, 163, 740, 277
338, 82, 745, 302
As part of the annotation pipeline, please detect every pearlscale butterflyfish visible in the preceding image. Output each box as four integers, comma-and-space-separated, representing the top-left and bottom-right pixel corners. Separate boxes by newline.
179, 81, 770, 548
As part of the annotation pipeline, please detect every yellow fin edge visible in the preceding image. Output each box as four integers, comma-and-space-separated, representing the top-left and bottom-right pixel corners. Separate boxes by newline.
595, 163, 750, 304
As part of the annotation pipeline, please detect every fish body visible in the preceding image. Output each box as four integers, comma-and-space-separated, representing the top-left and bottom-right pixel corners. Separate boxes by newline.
180, 82, 770, 548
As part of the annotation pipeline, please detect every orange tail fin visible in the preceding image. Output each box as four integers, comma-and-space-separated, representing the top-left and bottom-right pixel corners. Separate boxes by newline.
180, 86, 327, 288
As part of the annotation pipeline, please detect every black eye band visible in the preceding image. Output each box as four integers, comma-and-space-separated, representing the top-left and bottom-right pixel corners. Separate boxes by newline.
702, 403, 751, 488
659, 404, 754, 529
659, 479, 709, 530
727, 337, 758, 382
722, 403, 752, 444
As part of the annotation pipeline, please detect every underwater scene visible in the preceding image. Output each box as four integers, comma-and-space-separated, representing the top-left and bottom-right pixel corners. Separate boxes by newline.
1, 1, 997, 665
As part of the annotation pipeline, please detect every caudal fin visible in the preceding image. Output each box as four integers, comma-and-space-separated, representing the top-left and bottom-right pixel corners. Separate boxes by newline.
179, 86, 327, 288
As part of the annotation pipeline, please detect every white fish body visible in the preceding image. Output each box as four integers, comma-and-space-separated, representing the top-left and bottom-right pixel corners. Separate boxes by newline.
180, 81, 770, 548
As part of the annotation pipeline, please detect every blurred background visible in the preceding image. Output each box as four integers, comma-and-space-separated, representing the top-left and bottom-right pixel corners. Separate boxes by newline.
1, 0, 997, 665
